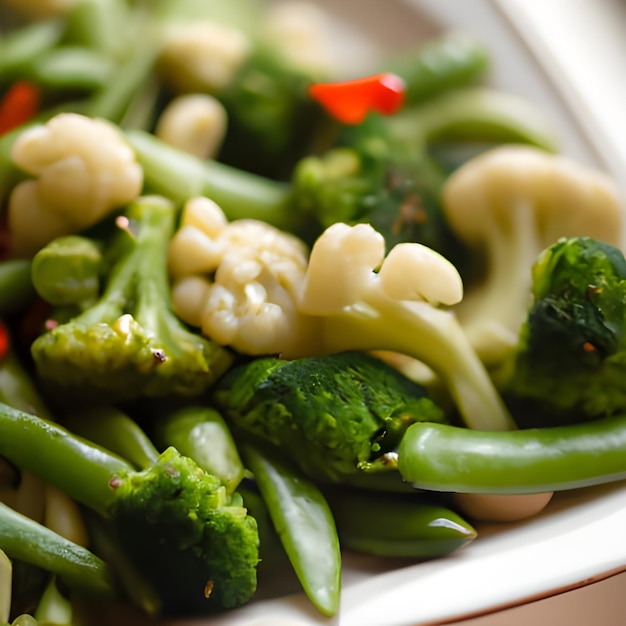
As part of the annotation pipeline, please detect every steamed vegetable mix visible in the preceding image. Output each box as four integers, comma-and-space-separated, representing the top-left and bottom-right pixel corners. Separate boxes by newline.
0, 402, 260, 616
2, 0, 626, 623
441, 147, 624, 367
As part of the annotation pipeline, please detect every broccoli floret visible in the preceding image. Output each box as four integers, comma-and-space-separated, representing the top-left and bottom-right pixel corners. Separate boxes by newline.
0, 403, 259, 616
291, 115, 463, 255
213, 351, 447, 483
501, 237, 626, 425
110, 447, 258, 614
30, 195, 233, 402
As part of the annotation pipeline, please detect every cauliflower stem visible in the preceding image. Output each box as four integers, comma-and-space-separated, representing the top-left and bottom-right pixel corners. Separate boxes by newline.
30, 195, 233, 402
290, 223, 516, 431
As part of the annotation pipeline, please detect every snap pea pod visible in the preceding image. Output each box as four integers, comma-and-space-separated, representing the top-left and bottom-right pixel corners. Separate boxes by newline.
397, 415, 626, 494
384, 32, 490, 106
325, 488, 476, 558
390, 86, 559, 153
26, 47, 115, 91
152, 406, 246, 495
61, 407, 160, 473
0, 502, 114, 599
0, 20, 64, 81
240, 443, 341, 617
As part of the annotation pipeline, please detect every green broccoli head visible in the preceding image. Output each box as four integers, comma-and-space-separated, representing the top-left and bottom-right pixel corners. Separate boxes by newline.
213, 351, 446, 483
110, 446, 259, 615
291, 117, 469, 270
503, 236, 626, 424
30, 196, 233, 402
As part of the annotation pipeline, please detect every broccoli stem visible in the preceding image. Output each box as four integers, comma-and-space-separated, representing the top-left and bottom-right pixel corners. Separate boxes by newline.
0, 502, 114, 599
125, 131, 297, 231
318, 296, 516, 431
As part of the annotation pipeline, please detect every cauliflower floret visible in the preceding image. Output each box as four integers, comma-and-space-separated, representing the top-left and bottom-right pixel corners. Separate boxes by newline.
158, 21, 252, 94
8, 113, 143, 258
155, 94, 228, 160
262, 2, 336, 76
169, 196, 317, 356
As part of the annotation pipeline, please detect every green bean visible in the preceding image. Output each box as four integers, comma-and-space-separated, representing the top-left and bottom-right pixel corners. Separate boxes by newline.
397, 415, 626, 494
0, 502, 114, 599
27, 47, 115, 91
0, 403, 132, 518
241, 444, 341, 617
61, 407, 159, 472
385, 32, 490, 106
326, 488, 477, 558
62, 0, 133, 59
0, 20, 64, 81
153, 406, 246, 495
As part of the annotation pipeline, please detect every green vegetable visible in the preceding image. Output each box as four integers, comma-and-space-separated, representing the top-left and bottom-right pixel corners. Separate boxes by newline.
241, 444, 341, 617
325, 488, 477, 558
384, 32, 489, 107
31, 235, 103, 309
125, 131, 297, 231
0, 20, 64, 83
153, 406, 246, 495
213, 351, 446, 483
60, 406, 162, 473
396, 414, 626, 494
58, 403, 293, 605
501, 237, 626, 425
0, 503, 113, 600
30, 195, 233, 402
0, 403, 260, 616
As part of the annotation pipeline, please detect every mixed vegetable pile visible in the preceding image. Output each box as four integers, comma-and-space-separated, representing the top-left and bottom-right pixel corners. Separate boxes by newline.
1, 0, 625, 624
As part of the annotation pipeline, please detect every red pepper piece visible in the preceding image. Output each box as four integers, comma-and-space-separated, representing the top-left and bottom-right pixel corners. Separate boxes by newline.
309, 73, 406, 125
0, 322, 9, 360
0, 81, 41, 137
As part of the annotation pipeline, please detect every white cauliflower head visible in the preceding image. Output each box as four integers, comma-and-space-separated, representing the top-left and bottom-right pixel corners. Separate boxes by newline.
8, 113, 143, 257
158, 21, 252, 94
169, 196, 317, 356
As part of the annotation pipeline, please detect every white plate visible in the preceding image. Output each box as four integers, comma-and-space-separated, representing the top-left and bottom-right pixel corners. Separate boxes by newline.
168, 1, 626, 625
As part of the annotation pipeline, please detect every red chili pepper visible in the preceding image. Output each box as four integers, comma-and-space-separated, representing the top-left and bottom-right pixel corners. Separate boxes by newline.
0, 81, 41, 137
0, 322, 9, 360
308, 73, 406, 125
